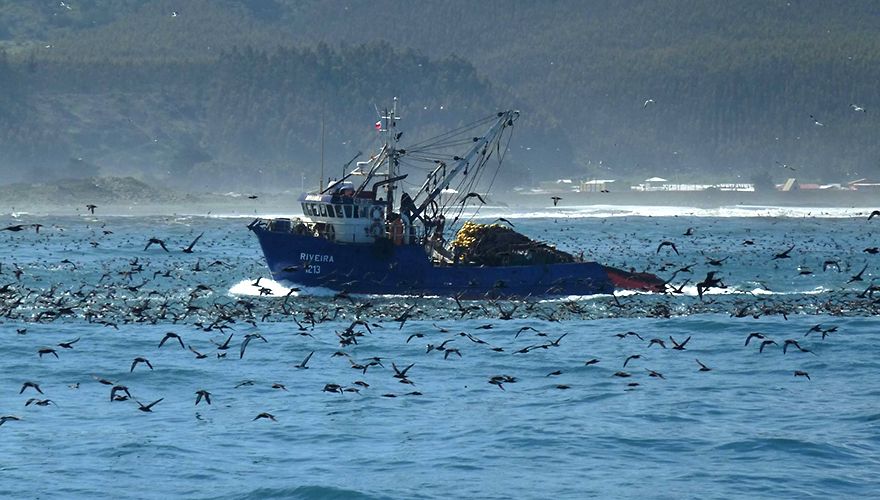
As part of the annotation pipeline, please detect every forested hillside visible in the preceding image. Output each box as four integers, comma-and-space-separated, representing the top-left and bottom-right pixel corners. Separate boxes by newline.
1, 0, 879, 190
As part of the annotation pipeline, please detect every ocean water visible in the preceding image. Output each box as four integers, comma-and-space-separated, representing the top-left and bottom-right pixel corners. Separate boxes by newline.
1, 208, 879, 499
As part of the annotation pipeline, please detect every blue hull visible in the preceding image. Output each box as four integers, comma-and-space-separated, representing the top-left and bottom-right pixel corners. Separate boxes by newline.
251, 224, 614, 298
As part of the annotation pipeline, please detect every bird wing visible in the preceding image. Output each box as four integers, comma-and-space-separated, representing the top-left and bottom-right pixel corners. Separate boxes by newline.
240, 336, 251, 359
301, 351, 314, 367
186, 232, 204, 251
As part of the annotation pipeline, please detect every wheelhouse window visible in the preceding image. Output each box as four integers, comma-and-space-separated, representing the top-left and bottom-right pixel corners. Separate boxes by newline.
343, 205, 353, 218
319, 204, 328, 217
335, 205, 344, 218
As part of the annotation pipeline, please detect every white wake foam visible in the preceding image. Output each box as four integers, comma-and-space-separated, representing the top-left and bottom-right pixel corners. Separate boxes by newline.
228, 278, 336, 297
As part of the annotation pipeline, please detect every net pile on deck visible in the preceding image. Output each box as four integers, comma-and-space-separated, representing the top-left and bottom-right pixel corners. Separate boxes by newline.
451, 221, 576, 266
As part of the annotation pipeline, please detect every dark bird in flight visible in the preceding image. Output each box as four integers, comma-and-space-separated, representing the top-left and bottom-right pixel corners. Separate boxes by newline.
810, 114, 824, 126
211, 333, 233, 351
323, 384, 343, 394
492, 218, 515, 228
2, 224, 27, 232
794, 370, 811, 380
683, 227, 694, 236
294, 351, 314, 369
86, 204, 97, 214
615, 331, 644, 341
551, 196, 562, 206
868, 210, 880, 221
461, 192, 487, 205
758, 340, 778, 353
584, 358, 600, 366
25, 398, 56, 407
144, 238, 169, 252
864, 247, 879, 255
772, 245, 795, 260
195, 390, 212, 405
822, 260, 841, 272
848, 264, 868, 283
58, 337, 80, 349
136, 398, 163, 412
705, 256, 728, 267
623, 354, 642, 367
0, 415, 22, 426
695, 359, 712, 372
670, 335, 691, 350
656, 241, 679, 255
130, 357, 153, 372
392, 362, 415, 380
253, 412, 277, 421
240, 333, 267, 359
805, 324, 824, 337
159, 332, 185, 349
696, 271, 724, 299
744, 332, 766, 346
182, 232, 204, 253
38, 348, 59, 359
783, 339, 816, 355
20, 381, 43, 394
648, 338, 667, 348
189, 346, 207, 359
247, 195, 258, 200
110, 385, 132, 401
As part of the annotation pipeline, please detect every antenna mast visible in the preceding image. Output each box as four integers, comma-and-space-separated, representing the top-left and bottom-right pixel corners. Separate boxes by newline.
319, 101, 325, 190
384, 97, 400, 220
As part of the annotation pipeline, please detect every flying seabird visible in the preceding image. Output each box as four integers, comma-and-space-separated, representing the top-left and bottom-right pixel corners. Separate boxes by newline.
294, 351, 314, 369
159, 332, 185, 349
182, 232, 204, 253
195, 390, 212, 405
130, 357, 154, 372
136, 398, 164, 412
656, 241, 679, 255
144, 238, 169, 252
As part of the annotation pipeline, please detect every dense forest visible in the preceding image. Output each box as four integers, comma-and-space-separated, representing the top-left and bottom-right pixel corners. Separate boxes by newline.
1, 0, 879, 191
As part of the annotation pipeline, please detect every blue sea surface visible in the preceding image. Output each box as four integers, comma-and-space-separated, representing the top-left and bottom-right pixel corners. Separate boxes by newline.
1, 209, 879, 499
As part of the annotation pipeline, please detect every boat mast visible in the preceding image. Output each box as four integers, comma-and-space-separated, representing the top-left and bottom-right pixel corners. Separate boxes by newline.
319, 101, 325, 191
412, 110, 518, 220
383, 97, 400, 220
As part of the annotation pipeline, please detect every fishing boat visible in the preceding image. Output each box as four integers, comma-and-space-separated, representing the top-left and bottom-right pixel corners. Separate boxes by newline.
249, 100, 663, 298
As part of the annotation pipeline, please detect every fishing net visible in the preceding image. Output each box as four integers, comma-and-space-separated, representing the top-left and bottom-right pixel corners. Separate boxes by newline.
451, 221, 576, 266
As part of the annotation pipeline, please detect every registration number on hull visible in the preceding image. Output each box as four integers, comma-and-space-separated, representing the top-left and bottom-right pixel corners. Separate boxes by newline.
300, 253, 333, 275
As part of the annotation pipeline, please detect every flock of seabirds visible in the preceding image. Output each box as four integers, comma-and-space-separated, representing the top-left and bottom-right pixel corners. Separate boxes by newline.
0, 205, 879, 426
